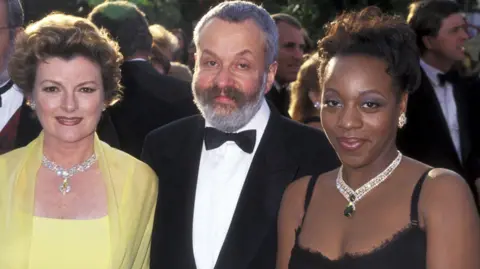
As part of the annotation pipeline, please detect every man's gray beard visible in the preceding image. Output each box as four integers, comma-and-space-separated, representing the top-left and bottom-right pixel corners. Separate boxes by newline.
193, 74, 267, 133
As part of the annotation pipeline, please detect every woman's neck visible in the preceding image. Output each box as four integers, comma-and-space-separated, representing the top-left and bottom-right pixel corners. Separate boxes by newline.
341, 145, 400, 190
42, 133, 96, 168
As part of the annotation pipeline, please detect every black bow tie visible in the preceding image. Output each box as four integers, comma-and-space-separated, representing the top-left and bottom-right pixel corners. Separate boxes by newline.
0, 80, 13, 107
204, 127, 256, 154
437, 70, 460, 87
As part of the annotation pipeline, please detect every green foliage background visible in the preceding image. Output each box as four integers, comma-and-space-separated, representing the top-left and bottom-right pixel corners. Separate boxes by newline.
83, 0, 416, 42
22, 0, 477, 43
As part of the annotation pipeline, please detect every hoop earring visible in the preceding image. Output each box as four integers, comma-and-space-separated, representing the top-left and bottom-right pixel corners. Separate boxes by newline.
398, 113, 407, 128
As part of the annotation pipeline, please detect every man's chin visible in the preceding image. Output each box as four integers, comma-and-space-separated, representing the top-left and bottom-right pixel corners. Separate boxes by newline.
211, 102, 238, 114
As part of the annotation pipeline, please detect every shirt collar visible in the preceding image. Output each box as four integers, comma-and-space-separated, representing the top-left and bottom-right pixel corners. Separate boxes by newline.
126, 58, 148, 62
420, 59, 444, 87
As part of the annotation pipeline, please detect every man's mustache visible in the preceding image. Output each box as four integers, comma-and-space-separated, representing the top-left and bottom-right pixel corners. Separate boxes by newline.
204, 85, 246, 103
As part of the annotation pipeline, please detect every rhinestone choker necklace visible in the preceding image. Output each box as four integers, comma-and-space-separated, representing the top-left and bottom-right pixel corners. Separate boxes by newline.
41, 153, 97, 195
336, 151, 402, 218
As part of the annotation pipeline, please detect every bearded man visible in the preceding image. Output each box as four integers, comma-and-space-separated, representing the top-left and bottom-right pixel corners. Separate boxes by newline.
141, 2, 338, 269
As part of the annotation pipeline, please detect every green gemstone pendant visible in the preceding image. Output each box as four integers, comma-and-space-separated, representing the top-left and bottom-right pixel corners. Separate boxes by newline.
344, 202, 355, 218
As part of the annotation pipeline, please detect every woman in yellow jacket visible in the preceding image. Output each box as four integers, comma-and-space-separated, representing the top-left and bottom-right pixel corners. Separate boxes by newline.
0, 13, 157, 268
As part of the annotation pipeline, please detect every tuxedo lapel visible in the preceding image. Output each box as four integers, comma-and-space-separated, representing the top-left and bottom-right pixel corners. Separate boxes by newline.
417, 71, 461, 161
214, 112, 298, 269
157, 117, 205, 269
420, 72, 453, 139
266, 85, 290, 117
452, 83, 472, 165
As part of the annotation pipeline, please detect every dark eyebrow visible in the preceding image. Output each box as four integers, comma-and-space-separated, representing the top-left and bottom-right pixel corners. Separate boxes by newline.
283, 42, 297, 48
39, 80, 98, 87
358, 89, 387, 99
324, 88, 387, 99
449, 23, 467, 32
76, 81, 98, 87
39, 80, 61, 86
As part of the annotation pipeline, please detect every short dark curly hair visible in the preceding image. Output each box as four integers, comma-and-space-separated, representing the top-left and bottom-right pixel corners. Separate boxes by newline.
88, 1, 152, 58
8, 12, 123, 105
317, 6, 421, 99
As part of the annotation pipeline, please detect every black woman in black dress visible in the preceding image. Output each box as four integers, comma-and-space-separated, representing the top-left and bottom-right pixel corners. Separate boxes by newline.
276, 7, 480, 269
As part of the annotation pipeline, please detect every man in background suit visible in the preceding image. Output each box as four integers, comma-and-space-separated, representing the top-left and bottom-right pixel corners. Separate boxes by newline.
142, 2, 339, 269
400, 0, 480, 202
0, 0, 31, 154
89, 1, 198, 158
266, 13, 305, 117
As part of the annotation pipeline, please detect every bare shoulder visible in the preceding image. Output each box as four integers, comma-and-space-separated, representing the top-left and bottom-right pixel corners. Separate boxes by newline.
285, 170, 335, 198
282, 170, 336, 209
421, 168, 477, 215
285, 176, 311, 196
279, 171, 333, 230
423, 168, 471, 195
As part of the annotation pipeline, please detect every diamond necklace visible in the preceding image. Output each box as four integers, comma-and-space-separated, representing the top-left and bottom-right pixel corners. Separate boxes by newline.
336, 151, 402, 218
41, 153, 97, 195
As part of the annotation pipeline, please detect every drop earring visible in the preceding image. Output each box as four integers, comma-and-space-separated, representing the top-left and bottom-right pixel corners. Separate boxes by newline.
398, 113, 407, 128
30, 101, 36, 110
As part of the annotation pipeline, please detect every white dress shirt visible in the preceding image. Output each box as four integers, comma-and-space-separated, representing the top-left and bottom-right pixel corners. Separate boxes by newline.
0, 82, 23, 132
420, 60, 462, 161
126, 58, 147, 62
192, 99, 271, 269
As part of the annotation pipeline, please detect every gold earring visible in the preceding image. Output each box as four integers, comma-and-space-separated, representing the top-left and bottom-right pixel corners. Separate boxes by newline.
398, 113, 407, 128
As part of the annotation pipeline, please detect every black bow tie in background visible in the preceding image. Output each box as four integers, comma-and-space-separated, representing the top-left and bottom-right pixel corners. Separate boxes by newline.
437, 69, 460, 87
0, 80, 13, 107
204, 127, 256, 154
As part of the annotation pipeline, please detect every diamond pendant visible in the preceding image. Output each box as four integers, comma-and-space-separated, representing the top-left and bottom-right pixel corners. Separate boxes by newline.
59, 180, 71, 195
344, 202, 355, 218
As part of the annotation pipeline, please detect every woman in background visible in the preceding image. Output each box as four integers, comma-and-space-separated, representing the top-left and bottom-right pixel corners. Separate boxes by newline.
0, 13, 157, 269
151, 44, 171, 75
289, 54, 322, 130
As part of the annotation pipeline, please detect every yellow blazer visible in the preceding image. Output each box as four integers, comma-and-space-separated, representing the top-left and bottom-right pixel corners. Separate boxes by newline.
0, 133, 158, 269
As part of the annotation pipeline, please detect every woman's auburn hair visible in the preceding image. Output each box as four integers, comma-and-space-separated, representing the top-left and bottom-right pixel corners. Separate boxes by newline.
8, 12, 124, 105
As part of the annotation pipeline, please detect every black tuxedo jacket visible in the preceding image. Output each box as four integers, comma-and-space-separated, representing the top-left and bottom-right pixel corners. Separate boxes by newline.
266, 84, 290, 118
14, 100, 119, 149
142, 107, 339, 269
110, 60, 198, 158
397, 69, 480, 196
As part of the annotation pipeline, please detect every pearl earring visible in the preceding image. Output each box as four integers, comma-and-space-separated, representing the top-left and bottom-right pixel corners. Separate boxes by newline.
398, 113, 407, 128
314, 101, 321, 109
